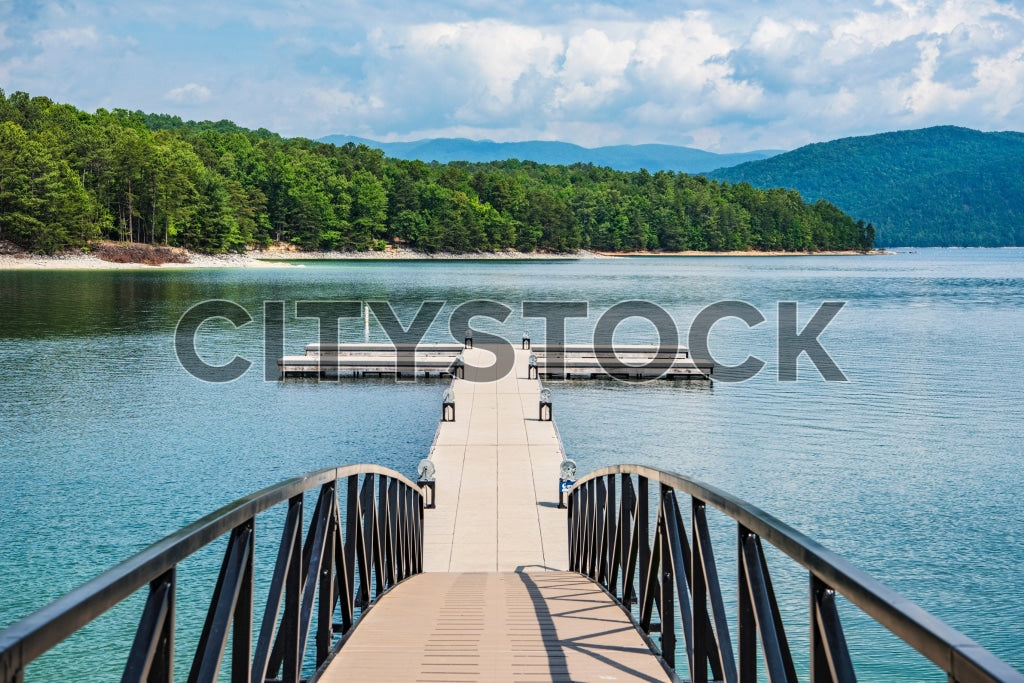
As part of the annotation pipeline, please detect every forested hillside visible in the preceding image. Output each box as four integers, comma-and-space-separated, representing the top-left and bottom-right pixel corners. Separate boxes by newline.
0, 91, 873, 254
711, 126, 1024, 247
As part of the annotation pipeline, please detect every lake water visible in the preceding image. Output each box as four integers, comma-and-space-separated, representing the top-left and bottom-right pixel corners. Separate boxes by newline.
1, 249, 1021, 680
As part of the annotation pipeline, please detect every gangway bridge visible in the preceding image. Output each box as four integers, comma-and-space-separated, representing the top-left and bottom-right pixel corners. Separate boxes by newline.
1, 346, 1021, 682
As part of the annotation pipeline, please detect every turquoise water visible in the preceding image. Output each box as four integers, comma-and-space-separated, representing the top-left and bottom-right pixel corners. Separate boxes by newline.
0, 250, 1022, 680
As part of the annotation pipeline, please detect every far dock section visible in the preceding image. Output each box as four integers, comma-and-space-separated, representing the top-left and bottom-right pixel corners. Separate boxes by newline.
279, 342, 464, 379
278, 341, 713, 380
422, 346, 568, 572
534, 343, 713, 379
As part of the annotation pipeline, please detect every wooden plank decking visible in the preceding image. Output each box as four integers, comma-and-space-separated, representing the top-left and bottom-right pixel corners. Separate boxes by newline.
423, 346, 568, 572
317, 346, 674, 682
318, 572, 673, 683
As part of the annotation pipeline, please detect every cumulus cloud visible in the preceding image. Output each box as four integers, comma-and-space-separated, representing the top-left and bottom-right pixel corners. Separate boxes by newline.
164, 83, 212, 104
33, 26, 100, 49
552, 28, 633, 110
1, 0, 1024, 150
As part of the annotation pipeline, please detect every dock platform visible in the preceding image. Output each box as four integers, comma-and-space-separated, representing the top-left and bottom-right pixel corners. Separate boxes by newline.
279, 342, 712, 380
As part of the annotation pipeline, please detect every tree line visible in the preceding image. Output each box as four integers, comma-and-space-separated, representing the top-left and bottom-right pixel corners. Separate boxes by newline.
0, 90, 874, 255
711, 125, 1024, 247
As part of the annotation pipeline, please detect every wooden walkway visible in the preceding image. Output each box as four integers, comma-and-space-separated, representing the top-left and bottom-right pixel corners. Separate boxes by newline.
318, 346, 673, 683
423, 346, 568, 572
319, 573, 673, 682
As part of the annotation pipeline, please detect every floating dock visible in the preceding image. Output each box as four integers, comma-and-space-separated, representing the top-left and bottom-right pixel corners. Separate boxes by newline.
278, 341, 713, 380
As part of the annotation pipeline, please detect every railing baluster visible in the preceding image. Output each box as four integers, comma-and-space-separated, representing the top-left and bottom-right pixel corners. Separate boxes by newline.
659, 487, 677, 668
619, 474, 636, 605
343, 476, 359, 621
663, 492, 695, 678
402, 482, 411, 579
416, 484, 425, 574
596, 475, 608, 584
609, 481, 621, 597
691, 496, 709, 683
567, 485, 577, 573
282, 492, 302, 683
583, 479, 595, 578
386, 478, 400, 585
638, 476, 651, 615
756, 534, 797, 683
188, 523, 253, 683
122, 568, 175, 683
233, 523, 254, 683
253, 495, 301, 683
811, 575, 856, 683
640, 506, 662, 633
316, 489, 337, 666
330, 493, 349, 638
738, 525, 757, 683
394, 481, 406, 582
355, 476, 374, 608
403, 482, 414, 581
693, 498, 738, 683
740, 530, 789, 682
372, 476, 386, 597
604, 474, 617, 590
580, 480, 588, 575
297, 484, 333, 665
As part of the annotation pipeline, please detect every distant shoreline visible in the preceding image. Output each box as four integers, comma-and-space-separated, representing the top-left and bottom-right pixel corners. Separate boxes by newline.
593, 249, 889, 257
0, 245, 890, 270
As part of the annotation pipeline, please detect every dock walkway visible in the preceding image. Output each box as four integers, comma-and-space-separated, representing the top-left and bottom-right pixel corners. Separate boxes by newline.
423, 346, 567, 572
318, 346, 674, 682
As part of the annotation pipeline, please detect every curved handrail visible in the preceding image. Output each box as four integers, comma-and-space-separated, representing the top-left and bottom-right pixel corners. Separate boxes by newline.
0, 463, 425, 682
569, 464, 1024, 683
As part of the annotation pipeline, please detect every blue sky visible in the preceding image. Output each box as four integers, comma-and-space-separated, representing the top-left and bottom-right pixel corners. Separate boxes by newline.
2, 0, 1023, 151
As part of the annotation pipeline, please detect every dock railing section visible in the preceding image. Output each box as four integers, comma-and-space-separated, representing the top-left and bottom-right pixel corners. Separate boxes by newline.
0, 465, 424, 683
567, 465, 1024, 683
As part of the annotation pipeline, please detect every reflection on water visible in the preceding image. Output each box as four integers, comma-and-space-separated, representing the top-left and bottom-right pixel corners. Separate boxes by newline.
1, 249, 1023, 680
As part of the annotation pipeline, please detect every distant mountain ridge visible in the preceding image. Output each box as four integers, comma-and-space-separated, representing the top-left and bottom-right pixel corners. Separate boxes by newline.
710, 126, 1024, 247
319, 135, 782, 174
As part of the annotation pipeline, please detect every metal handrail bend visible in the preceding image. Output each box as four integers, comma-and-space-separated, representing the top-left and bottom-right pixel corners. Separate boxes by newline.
567, 464, 1023, 683
0, 464, 424, 683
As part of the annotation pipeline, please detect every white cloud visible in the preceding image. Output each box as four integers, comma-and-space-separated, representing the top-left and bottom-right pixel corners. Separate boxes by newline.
748, 17, 819, 55
33, 26, 99, 49
3, 0, 1024, 151
633, 15, 734, 92
164, 83, 212, 104
974, 45, 1024, 118
399, 20, 564, 110
825, 0, 1020, 64
552, 28, 633, 109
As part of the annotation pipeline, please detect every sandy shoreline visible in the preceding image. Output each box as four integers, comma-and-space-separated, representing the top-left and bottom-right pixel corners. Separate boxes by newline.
0, 247, 885, 270
594, 249, 887, 257
0, 249, 600, 270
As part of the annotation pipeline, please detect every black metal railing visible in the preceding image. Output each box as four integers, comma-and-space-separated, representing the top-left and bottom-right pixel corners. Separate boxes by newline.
567, 465, 1024, 683
0, 464, 424, 683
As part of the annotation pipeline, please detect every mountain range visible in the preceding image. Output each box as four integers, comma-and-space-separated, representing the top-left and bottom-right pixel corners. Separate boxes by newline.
318, 135, 781, 174
710, 126, 1024, 247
